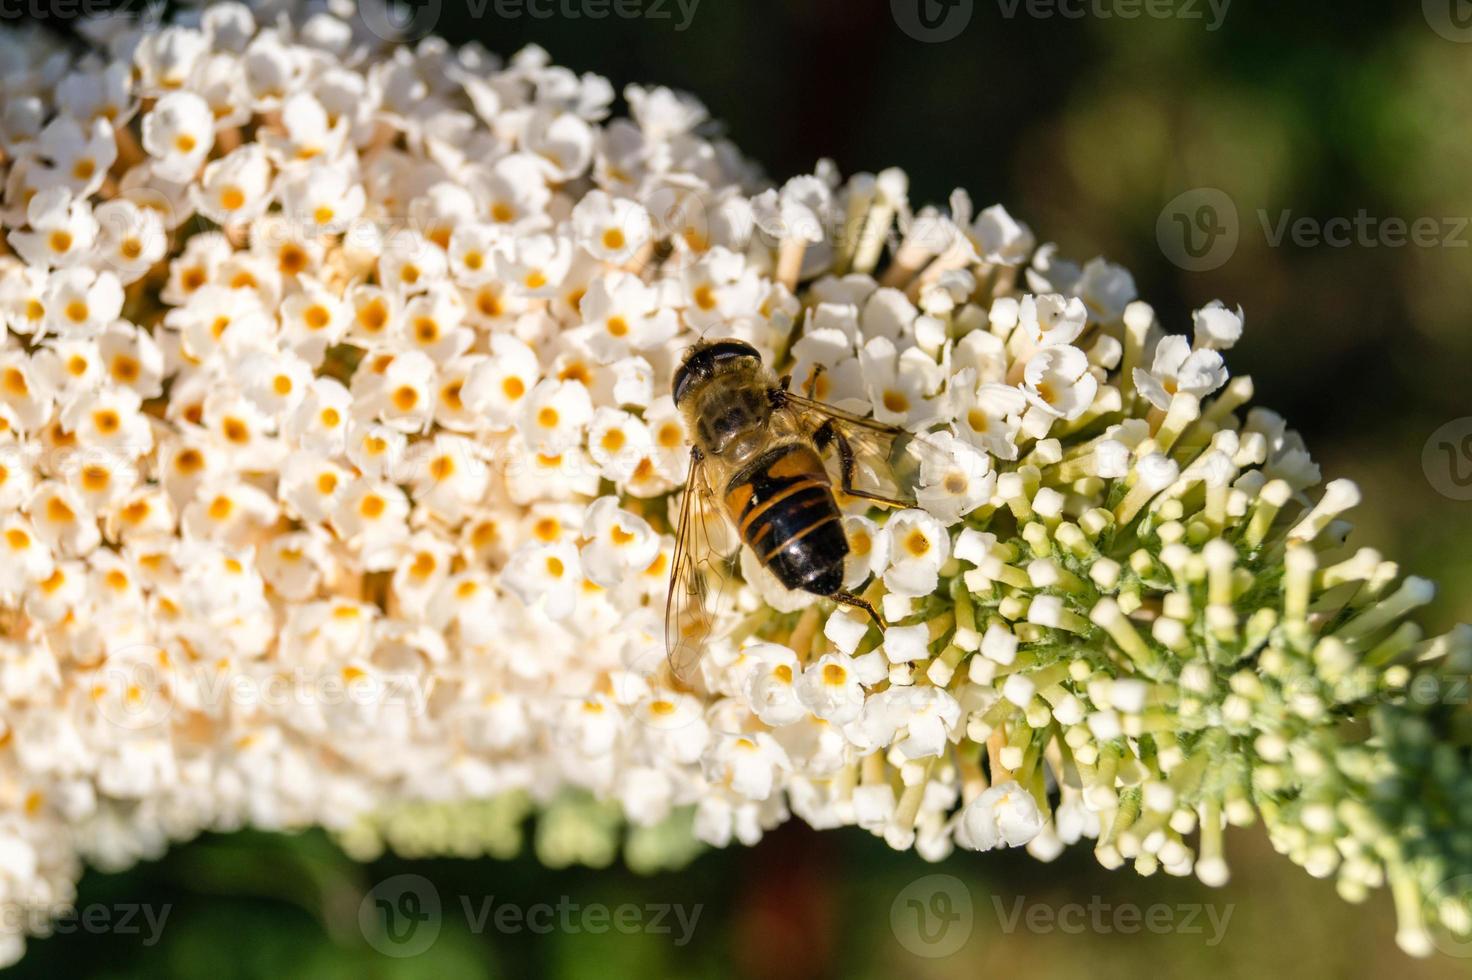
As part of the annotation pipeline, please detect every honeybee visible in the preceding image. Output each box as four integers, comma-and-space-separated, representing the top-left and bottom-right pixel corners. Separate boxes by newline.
666, 338, 945, 676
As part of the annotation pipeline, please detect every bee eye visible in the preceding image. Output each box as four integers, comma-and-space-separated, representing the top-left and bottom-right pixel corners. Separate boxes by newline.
706, 340, 758, 364
672, 339, 760, 405
672, 362, 694, 405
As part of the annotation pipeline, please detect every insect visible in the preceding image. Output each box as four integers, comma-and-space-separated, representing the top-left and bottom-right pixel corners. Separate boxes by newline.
665, 337, 943, 677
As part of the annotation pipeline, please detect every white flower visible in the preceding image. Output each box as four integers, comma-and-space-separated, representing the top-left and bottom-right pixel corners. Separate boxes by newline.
951, 373, 1027, 460
753, 174, 832, 246
587, 408, 653, 483
286, 377, 352, 454
60, 385, 151, 453
1017, 293, 1087, 348
840, 513, 887, 590
27, 482, 100, 557
1192, 300, 1245, 351
333, 481, 411, 570
859, 335, 942, 428
10, 188, 98, 270
502, 540, 582, 620
914, 430, 996, 525
1073, 257, 1136, 322
93, 200, 167, 284
43, 268, 124, 337
378, 233, 447, 296
880, 509, 950, 597
141, 92, 214, 181
238, 349, 313, 419
470, 153, 553, 230
704, 733, 790, 802
572, 191, 652, 264
280, 279, 351, 365
1132, 334, 1228, 411
367, 351, 438, 433
400, 287, 471, 364
578, 496, 659, 587
40, 115, 117, 197
462, 335, 540, 430
857, 685, 960, 759
279, 452, 350, 525
795, 653, 866, 724
518, 378, 593, 453
281, 163, 364, 236
569, 272, 678, 362
133, 25, 209, 95
970, 203, 1035, 265
195, 144, 274, 226
497, 233, 573, 299
958, 781, 1045, 851
261, 93, 347, 165
1022, 344, 1098, 421
0, 517, 55, 597
0, 264, 50, 336
743, 643, 807, 727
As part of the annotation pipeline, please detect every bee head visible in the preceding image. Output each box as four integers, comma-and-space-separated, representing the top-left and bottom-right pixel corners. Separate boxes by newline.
672, 338, 761, 407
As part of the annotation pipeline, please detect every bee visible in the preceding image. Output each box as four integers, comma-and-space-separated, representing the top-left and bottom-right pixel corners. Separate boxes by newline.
666, 337, 944, 676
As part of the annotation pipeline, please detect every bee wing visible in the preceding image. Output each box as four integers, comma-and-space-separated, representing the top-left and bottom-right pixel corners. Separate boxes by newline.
665, 450, 740, 683
777, 389, 953, 507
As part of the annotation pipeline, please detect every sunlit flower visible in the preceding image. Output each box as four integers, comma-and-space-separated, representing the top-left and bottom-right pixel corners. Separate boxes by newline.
1132, 334, 1228, 411
0, 7, 1463, 968
140, 92, 215, 180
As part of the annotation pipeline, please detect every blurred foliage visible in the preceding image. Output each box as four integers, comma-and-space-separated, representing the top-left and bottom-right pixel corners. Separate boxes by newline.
11, 0, 1472, 976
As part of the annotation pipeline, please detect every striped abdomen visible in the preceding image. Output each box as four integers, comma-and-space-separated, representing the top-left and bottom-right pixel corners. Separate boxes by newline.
724, 443, 848, 596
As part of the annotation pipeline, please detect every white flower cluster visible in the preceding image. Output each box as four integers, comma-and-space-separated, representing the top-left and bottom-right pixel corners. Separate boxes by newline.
1, 0, 1468, 965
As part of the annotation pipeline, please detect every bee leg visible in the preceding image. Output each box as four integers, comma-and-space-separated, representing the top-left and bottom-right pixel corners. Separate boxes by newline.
801, 363, 826, 399
814, 419, 911, 508
830, 590, 885, 629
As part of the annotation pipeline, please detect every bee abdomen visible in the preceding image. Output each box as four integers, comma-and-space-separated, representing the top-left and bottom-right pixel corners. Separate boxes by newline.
725, 444, 848, 596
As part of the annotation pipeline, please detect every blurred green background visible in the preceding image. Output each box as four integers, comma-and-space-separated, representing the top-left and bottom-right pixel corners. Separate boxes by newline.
12, 0, 1472, 977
